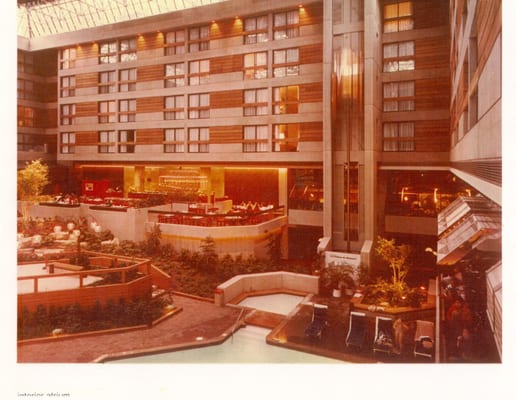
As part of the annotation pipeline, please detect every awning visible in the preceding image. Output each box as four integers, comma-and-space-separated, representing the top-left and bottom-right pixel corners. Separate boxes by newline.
436, 196, 501, 266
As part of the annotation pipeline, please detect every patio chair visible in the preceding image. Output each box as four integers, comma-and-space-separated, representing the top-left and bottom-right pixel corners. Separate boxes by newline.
304, 303, 328, 340
413, 320, 435, 358
346, 311, 367, 350
373, 316, 394, 354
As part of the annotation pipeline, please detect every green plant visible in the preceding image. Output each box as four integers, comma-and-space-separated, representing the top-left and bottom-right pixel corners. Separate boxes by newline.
265, 231, 282, 265
375, 236, 412, 289
144, 224, 162, 255
361, 279, 425, 307
17, 159, 49, 228
199, 236, 218, 272
320, 263, 356, 294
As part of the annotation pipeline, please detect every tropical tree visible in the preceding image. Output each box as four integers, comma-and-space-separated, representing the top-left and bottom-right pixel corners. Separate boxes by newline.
375, 236, 412, 288
17, 159, 49, 227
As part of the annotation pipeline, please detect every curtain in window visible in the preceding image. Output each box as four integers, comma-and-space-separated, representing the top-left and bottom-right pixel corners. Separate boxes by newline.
383, 44, 398, 58
398, 17, 414, 31
274, 13, 286, 27
287, 48, 299, 62
287, 11, 299, 24
399, 41, 414, 56
399, 122, 414, 151
256, 52, 267, 66
256, 88, 268, 103
257, 16, 267, 29
384, 83, 398, 98
257, 125, 268, 152
244, 90, 256, 103
384, 20, 398, 33
399, 81, 414, 96
383, 123, 398, 151
398, 2, 413, 16
274, 50, 286, 64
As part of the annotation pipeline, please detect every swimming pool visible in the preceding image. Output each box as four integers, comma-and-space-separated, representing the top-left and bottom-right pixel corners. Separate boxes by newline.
107, 292, 344, 364
108, 325, 343, 364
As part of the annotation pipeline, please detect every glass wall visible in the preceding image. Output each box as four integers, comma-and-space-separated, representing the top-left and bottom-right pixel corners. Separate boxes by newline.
383, 171, 478, 218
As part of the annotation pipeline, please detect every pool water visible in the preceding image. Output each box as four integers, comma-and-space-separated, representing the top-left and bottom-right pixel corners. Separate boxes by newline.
108, 325, 343, 364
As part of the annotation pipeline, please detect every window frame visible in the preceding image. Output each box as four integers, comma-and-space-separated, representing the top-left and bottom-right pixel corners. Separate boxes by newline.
188, 25, 210, 52
165, 29, 186, 55
273, 85, 299, 114
243, 88, 268, 116
243, 51, 268, 80
98, 130, 117, 153
164, 62, 186, 88
273, 48, 300, 78
383, 81, 415, 112
99, 70, 116, 94
18, 105, 34, 127
188, 93, 210, 119
98, 100, 116, 124
60, 75, 76, 98
119, 68, 137, 92
118, 129, 136, 153
383, 121, 415, 152
273, 123, 300, 152
188, 59, 210, 85
243, 125, 269, 152
60, 104, 75, 126
244, 15, 268, 44
99, 41, 117, 64
118, 99, 136, 123
383, 41, 415, 72
383, 1, 414, 33
164, 95, 185, 120
60, 132, 75, 154
273, 10, 300, 40
188, 127, 210, 153
59, 47, 76, 70
119, 38, 137, 62
164, 128, 185, 153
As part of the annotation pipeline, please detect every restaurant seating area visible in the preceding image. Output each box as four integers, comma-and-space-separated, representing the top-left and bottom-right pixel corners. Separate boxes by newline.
156, 203, 281, 227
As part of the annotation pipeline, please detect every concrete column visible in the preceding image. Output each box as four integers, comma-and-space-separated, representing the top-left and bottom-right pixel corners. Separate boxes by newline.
362, 0, 381, 242
210, 167, 225, 199
278, 168, 288, 208
134, 166, 145, 193
322, 0, 334, 241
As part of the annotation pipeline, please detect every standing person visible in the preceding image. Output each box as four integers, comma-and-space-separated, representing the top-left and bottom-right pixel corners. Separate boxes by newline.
393, 317, 409, 354
446, 297, 472, 357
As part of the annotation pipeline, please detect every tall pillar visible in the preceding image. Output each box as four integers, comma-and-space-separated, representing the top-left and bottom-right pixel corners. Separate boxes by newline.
134, 166, 145, 193
278, 168, 288, 208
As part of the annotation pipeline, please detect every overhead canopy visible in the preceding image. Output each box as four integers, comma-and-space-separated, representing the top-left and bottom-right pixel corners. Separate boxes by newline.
436, 196, 501, 266
17, 0, 228, 38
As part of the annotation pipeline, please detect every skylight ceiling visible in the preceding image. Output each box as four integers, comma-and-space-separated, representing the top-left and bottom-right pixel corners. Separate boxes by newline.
17, 0, 228, 38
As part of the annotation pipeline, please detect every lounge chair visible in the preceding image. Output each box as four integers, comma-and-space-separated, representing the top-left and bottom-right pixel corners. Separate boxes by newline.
346, 311, 367, 350
373, 316, 394, 354
413, 320, 435, 358
304, 304, 328, 340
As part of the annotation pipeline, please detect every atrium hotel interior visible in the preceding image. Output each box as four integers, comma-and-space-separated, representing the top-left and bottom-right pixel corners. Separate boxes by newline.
17, 0, 502, 359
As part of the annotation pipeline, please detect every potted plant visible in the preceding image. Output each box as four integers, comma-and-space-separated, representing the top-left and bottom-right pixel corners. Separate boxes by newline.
320, 263, 357, 297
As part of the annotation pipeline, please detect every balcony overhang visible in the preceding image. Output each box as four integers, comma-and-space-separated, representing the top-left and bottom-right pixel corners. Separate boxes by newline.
436, 196, 501, 266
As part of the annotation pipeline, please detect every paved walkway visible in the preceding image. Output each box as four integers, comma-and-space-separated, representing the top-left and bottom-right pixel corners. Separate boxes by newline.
17, 295, 242, 363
